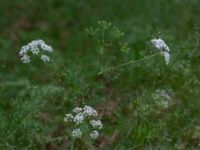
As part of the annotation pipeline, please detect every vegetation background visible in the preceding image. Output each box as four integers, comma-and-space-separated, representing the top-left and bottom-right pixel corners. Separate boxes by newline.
1, 0, 200, 149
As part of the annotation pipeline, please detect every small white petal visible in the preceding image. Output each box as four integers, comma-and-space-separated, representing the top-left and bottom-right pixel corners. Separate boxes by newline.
41, 44, 53, 52
90, 130, 99, 139
73, 113, 84, 124
90, 120, 103, 130
72, 128, 82, 138
41, 55, 50, 62
73, 107, 83, 113
64, 113, 73, 122
21, 55, 30, 64
151, 38, 170, 65
83, 105, 98, 117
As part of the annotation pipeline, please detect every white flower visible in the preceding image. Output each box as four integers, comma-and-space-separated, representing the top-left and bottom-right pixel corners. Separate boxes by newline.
19, 39, 53, 63
41, 44, 53, 52
72, 128, 82, 138
90, 130, 99, 139
90, 120, 103, 130
154, 89, 171, 101
21, 55, 30, 64
151, 38, 169, 51
64, 105, 102, 140
153, 89, 172, 108
151, 38, 170, 65
164, 51, 170, 65
74, 113, 84, 124
30, 46, 40, 55
37, 39, 45, 45
19, 46, 29, 56
41, 55, 50, 62
64, 113, 73, 122
83, 105, 98, 117
73, 107, 83, 113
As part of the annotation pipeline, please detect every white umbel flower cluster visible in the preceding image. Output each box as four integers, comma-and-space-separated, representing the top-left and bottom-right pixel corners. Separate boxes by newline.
90, 120, 103, 130
73, 113, 84, 125
83, 105, 98, 117
151, 38, 170, 65
72, 128, 82, 138
64, 105, 102, 139
90, 130, 99, 139
41, 55, 50, 62
153, 89, 172, 108
73, 107, 83, 113
19, 39, 53, 63
64, 114, 73, 122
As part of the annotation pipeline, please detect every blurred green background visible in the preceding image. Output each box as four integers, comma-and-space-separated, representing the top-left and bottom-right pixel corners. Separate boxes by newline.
1, 0, 200, 149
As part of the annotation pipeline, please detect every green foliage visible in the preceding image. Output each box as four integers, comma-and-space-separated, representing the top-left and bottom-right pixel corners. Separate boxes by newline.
1, 0, 200, 149
86, 20, 131, 75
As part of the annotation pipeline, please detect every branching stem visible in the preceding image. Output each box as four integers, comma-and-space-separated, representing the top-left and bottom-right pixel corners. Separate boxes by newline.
98, 54, 157, 75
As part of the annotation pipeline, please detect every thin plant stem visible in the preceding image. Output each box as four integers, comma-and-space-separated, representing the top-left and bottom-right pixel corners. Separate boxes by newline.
45, 136, 67, 143
70, 138, 76, 150
97, 54, 157, 75
98, 28, 106, 71
102, 28, 105, 45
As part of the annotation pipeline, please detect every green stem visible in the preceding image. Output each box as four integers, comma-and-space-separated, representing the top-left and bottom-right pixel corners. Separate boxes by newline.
45, 136, 67, 143
70, 138, 76, 150
98, 28, 106, 70
97, 54, 157, 75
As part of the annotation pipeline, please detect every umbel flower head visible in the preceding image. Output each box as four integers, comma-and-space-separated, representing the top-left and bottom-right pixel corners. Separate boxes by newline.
153, 89, 172, 108
19, 39, 53, 63
151, 38, 170, 65
72, 128, 82, 138
64, 105, 102, 139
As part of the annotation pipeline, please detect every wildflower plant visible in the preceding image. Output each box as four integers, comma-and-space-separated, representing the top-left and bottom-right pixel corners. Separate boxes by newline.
64, 105, 102, 148
86, 21, 173, 75
1, 1, 200, 149
2, 17, 197, 149
16, 37, 104, 149
13, 21, 175, 150
64, 105, 102, 138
